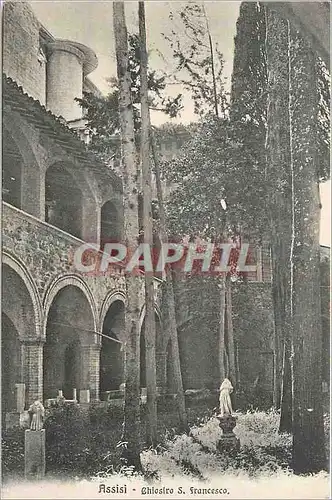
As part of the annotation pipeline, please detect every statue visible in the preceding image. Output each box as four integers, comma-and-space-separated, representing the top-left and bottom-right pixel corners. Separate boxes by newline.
219, 378, 233, 417
28, 400, 45, 431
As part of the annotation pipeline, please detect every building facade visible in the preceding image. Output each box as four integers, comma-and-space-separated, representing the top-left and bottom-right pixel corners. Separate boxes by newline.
1, 2, 172, 419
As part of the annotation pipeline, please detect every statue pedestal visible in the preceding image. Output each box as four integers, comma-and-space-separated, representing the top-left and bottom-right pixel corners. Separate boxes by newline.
24, 429, 45, 480
216, 414, 240, 452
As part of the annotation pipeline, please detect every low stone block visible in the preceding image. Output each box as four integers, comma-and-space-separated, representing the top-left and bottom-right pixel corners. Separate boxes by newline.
15, 383, 25, 412
79, 389, 90, 404
217, 434, 240, 453
24, 429, 46, 480
5, 412, 20, 430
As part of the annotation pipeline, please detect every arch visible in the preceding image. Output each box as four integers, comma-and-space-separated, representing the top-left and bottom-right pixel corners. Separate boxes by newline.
2, 313, 22, 413
2, 118, 41, 174
99, 298, 125, 396
2, 118, 43, 218
99, 290, 126, 334
43, 274, 98, 338
2, 126, 23, 209
2, 252, 43, 339
43, 276, 99, 400
100, 200, 123, 248
45, 161, 84, 238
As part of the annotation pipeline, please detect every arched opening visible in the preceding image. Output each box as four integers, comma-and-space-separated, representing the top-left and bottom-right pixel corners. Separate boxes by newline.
1, 263, 38, 414
44, 285, 95, 400
45, 162, 83, 238
100, 200, 122, 248
2, 128, 23, 209
99, 300, 125, 397
1, 313, 22, 414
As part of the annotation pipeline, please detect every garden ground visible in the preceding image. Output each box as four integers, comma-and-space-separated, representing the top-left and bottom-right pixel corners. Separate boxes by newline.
2, 408, 330, 499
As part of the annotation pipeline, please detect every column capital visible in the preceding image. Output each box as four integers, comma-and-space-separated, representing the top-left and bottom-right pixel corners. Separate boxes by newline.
21, 338, 45, 346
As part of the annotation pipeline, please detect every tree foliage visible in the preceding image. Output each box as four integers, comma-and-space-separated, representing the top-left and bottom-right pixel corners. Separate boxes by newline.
163, 2, 228, 117
76, 33, 183, 162
163, 2, 269, 241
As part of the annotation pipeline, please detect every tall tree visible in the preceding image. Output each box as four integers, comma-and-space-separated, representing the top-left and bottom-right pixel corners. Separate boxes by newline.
163, 2, 227, 117
229, 1, 268, 237
289, 27, 327, 474
265, 7, 292, 426
139, 0, 157, 446
113, 1, 142, 470
76, 35, 182, 164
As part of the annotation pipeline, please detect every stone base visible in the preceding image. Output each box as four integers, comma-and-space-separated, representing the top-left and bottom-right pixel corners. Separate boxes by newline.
216, 414, 240, 453
217, 434, 240, 453
25, 429, 45, 480
5, 412, 21, 430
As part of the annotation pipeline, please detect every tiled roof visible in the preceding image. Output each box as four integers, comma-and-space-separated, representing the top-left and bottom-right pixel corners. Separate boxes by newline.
2, 74, 122, 191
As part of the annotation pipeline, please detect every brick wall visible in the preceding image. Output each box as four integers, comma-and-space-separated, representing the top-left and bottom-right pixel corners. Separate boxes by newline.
3, 2, 46, 105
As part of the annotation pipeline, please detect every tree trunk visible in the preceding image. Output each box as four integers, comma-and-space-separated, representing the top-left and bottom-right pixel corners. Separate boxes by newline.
279, 338, 293, 433
150, 133, 188, 432
226, 278, 236, 385
113, 1, 142, 470
265, 8, 292, 419
289, 27, 327, 474
218, 275, 226, 381
138, 0, 158, 447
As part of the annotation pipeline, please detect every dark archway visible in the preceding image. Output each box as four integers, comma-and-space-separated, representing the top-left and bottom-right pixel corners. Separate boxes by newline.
1, 313, 22, 414
99, 300, 125, 397
100, 200, 122, 248
44, 285, 95, 400
1, 262, 39, 413
45, 163, 83, 238
2, 128, 23, 209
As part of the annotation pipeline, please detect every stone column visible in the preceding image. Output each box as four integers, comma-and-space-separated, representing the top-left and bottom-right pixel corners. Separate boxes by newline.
80, 344, 101, 401
82, 197, 100, 243
21, 341, 44, 406
21, 165, 45, 220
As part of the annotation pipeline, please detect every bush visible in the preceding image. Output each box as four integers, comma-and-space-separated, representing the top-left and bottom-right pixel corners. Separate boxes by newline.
141, 409, 296, 480
1, 426, 25, 479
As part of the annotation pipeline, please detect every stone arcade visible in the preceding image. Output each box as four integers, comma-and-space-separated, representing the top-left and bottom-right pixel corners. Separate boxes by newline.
1, 1, 174, 423
2, 2, 330, 424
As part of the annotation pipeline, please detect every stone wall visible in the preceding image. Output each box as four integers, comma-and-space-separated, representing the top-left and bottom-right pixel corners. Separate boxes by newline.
3, 2, 46, 105
173, 275, 275, 405
2, 202, 131, 328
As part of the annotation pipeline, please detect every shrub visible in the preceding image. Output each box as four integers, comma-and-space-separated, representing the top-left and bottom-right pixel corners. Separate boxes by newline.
1, 426, 25, 479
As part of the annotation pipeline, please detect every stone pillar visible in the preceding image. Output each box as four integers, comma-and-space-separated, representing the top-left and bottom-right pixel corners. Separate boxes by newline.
80, 344, 101, 401
82, 197, 100, 243
25, 429, 45, 480
21, 165, 45, 220
15, 383, 26, 412
21, 341, 44, 406
46, 40, 97, 122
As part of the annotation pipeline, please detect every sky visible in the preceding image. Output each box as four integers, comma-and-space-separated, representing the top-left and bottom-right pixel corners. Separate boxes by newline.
29, 1, 330, 246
